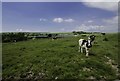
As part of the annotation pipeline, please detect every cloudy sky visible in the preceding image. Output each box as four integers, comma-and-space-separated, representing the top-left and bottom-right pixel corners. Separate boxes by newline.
2, 2, 118, 32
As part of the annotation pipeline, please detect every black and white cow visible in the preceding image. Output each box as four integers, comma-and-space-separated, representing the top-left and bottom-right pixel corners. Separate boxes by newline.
78, 35, 95, 56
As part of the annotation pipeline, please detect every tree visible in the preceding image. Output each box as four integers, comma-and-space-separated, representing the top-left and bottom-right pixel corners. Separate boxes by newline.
2, 32, 27, 43
47, 34, 52, 38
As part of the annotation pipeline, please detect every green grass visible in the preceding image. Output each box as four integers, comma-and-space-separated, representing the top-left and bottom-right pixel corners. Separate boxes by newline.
2, 33, 119, 80
0, 43, 2, 78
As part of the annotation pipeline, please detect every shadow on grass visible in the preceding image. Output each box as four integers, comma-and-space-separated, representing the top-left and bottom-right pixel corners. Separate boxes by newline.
79, 49, 96, 57
89, 52, 96, 56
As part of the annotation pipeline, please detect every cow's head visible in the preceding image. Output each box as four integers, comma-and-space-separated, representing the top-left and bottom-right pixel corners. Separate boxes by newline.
89, 35, 96, 42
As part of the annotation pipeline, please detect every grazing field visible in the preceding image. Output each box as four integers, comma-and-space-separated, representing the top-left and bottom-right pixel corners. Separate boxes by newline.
2, 33, 119, 80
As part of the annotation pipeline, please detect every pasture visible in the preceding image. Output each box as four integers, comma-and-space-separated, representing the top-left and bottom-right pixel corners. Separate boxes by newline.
2, 33, 119, 80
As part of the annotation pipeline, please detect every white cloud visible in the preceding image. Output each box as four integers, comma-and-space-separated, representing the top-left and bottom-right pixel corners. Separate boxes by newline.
16, 29, 23, 32
2, 0, 119, 2
75, 16, 118, 32
19, 29, 22, 32
102, 16, 118, 32
82, 2, 118, 11
88, 20, 93, 23
103, 16, 118, 24
64, 18, 74, 22
53, 18, 74, 23
75, 24, 105, 32
81, 0, 119, 2
16, 28, 32, 32
39, 18, 47, 22
53, 18, 64, 23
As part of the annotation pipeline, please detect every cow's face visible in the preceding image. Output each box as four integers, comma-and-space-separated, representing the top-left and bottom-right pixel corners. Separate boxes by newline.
90, 35, 96, 41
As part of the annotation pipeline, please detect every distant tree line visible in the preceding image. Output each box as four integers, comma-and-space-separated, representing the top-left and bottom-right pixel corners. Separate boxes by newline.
72, 31, 92, 35
2, 33, 27, 42
47, 34, 58, 38
2, 32, 59, 42
2, 31, 105, 43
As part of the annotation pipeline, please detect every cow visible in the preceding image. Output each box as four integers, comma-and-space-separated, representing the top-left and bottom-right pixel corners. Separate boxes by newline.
78, 35, 95, 56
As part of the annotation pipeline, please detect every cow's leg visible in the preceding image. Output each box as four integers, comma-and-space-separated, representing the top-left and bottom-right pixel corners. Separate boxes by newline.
78, 46, 80, 52
85, 48, 89, 56
81, 47, 83, 53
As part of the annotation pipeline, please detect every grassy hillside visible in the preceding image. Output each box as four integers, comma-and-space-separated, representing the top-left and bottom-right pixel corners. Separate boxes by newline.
2, 33, 119, 80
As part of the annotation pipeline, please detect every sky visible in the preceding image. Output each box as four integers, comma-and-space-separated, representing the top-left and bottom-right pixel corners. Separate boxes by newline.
2, 2, 118, 32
